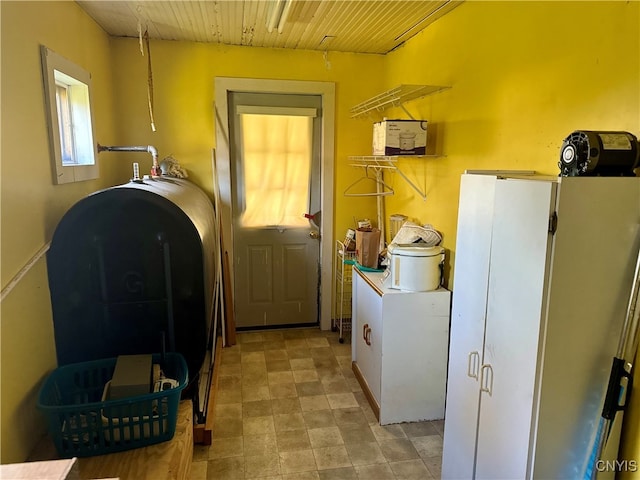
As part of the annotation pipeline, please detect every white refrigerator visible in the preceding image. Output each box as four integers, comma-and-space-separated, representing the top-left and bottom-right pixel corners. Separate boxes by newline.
441, 173, 640, 479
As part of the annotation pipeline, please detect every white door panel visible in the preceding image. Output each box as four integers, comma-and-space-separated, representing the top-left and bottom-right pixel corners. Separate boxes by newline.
442, 174, 497, 480
475, 179, 556, 480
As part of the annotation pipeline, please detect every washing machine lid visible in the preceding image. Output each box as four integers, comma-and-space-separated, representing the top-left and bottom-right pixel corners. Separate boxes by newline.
388, 243, 444, 257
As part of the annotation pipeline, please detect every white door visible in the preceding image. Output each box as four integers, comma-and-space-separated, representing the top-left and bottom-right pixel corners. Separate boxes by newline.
229, 92, 322, 328
475, 178, 556, 480
442, 174, 498, 480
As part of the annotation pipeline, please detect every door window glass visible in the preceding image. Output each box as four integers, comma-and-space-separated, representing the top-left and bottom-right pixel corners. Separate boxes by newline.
239, 113, 312, 227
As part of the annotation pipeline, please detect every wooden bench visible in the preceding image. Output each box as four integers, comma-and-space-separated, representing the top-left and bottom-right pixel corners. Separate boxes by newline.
27, 400, 193, 480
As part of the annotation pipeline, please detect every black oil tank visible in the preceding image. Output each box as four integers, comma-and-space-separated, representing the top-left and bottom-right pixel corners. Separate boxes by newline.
47, 177, 215, 382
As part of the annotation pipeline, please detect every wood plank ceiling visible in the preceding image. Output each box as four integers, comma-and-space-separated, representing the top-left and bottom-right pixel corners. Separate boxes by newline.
77, 0, 462, 54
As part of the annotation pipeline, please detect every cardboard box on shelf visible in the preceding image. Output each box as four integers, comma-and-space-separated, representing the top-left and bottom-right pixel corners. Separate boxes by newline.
373, 120, 427, 156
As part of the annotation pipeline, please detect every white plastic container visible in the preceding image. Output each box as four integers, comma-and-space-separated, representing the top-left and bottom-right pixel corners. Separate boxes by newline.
387, 244, 444, 292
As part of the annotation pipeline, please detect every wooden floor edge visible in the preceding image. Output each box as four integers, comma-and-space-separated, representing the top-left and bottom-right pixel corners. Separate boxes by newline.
351, 361, 380, 421
194, 336, 223, 445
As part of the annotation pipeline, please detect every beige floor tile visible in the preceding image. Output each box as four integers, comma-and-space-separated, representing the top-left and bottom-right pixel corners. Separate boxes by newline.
276, 429, 311, 452
411, 435, 443, 458
332, 408, 368, 427
327, 393, 359, 409
215, 402, 243, 420
209, 436, 243, 459
285, 338, 309, 349
268, 370, 295, 385
389, 459, 433, 479
378, 438, 420, 462
313, 445, 352, 470
283, 472, 320, 480
241, 370, 269, 387
331, 344, 352, 356
306, 337, 330, 348
293, 369, 320, 383
423, 454, 443, 478
283, 329, 308, 339
264, 349, 289, 362
213, 417, 244, 439
345, 442, 387, 466
218, 375, 242, 390
310, 347, 335, 359
274, 412, 306, 432
318, 467, 358, 480
263, 340, 287, 351
243, 362, 269, 375
308, 426, 344, 449
317, 369, 343, 382
337, 424, 376, 445
261, 331, 285, 342
241, 341, 265, 353
271, 397, 302, 414
322, 379, 351, 394
217, 389, 243, 404
370, 424, 407, 442
287, 347, 313, 359
242, 351, 267, 364
243, 433, 278, 456
279, 449, 318, 474
221, 350, 241, 365
304, 410, 338, 429
244, 453, 281, 478
432, 419, 445, 436
238, 332, 264, 343
354, 463, 395, 480
290, 358, 316, 370
297, 381, 326, 397
242, 385, 271, 402
243, 399, 273, 417
206, 456, 245, 480
300, 395, 331, 412
400, 420, 439, 438
267, 359, 292, 372
243, 416, 276, 436
269, 383, 299, 399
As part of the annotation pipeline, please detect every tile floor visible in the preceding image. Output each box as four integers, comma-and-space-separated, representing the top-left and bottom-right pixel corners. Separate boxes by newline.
191, 327, 444, 479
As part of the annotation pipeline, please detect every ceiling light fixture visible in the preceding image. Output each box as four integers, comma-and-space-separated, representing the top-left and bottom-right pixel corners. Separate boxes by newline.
266, 0, 293, 34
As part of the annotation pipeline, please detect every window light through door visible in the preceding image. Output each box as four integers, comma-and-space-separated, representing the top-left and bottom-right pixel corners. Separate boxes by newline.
238, 106, 316, 228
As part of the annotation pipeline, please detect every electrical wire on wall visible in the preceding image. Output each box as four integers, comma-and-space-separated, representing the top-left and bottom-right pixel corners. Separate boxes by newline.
143, 30, 156, 132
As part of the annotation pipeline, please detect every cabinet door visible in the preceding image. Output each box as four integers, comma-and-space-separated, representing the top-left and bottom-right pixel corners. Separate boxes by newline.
352, 272, 383, 404
442, 174, 497, 480
475, 179, 556, 480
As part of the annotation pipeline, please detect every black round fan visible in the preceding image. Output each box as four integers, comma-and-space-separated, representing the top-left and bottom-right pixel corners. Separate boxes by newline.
559, 130, 640, 177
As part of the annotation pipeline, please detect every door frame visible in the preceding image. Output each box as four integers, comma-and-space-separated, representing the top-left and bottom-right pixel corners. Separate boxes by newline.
214, 77, 335, 331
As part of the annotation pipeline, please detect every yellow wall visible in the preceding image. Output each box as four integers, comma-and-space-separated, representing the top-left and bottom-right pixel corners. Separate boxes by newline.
380, 0, 640, 473
0, 1, 119, 462
2, 0, 639, 467
381, 0, 640, 286
108, 39, 385, 235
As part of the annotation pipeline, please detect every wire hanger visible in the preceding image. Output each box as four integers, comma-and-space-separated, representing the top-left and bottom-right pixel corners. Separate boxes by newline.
344, 165, 394, 197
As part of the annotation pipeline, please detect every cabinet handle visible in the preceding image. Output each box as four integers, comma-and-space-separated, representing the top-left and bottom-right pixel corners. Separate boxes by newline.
363, 323, 372, 346
480, 364, 494, 396
467, 351, 480, 380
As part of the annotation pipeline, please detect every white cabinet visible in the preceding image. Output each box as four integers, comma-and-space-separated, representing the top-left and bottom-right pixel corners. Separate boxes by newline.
442, 173, 640, 479
351, 267, 451, 425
